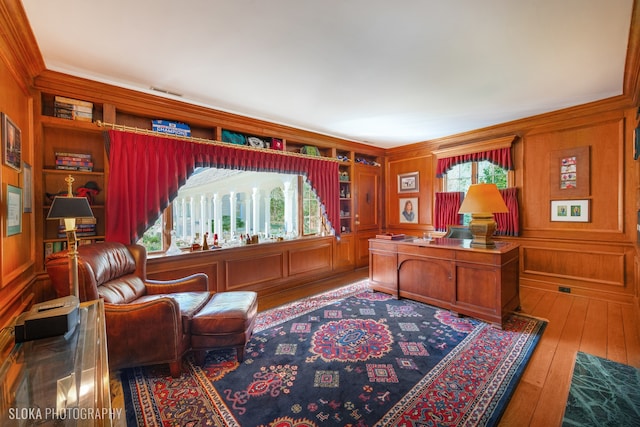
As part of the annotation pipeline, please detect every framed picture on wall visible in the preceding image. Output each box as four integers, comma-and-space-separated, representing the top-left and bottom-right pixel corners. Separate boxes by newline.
398, 172, 419, 193
2, 113, 22, 172
549, 146, 589, 198
6, 184, 22, 236
399, 197, 418, 223
550, 199, 589, 222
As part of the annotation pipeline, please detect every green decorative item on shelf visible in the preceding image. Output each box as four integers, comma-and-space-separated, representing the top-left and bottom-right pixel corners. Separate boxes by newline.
300, 145, 320, 156
221, 130, 246, 145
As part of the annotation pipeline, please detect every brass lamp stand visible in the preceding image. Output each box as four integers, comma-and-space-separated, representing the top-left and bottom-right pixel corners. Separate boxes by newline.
458, 183, 509, 248
46, 175, 95, 297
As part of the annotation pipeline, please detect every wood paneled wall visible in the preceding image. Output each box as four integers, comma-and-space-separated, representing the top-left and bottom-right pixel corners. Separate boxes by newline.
0, 1, 44, 328
385, 103, 639, 304
145, 237, 335, 296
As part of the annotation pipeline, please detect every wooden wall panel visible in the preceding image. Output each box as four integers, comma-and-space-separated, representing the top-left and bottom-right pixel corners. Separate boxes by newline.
522, 116, 625, 236
145, 237, 340, 296
334, 235, 355, 270
225, 252, 285, 290
386, 154, 434, 230
146, 255, 220, 292
522, 247, 625, 287
0, 7, 37, 329
288, 242, 332, 276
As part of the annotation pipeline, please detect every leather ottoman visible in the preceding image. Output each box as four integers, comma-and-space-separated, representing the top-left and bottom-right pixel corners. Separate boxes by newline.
191, 291, 258, 365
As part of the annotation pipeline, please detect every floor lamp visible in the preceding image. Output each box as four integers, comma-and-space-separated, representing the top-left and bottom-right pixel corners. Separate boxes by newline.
46, 175, 95, 298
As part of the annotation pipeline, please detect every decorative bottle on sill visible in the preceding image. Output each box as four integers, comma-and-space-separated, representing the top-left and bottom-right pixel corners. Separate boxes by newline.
202, 232, 209, 250
166, 231, 182, 256
213, 233, 219, 247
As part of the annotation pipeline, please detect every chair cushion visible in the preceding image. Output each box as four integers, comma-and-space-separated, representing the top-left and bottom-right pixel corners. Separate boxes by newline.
135, 291, 211, 333
191, 291, 257, 335
98, 275, 147, 304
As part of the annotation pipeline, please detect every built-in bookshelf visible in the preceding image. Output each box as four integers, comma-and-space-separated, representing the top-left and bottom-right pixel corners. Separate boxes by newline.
39, 95, 107, 262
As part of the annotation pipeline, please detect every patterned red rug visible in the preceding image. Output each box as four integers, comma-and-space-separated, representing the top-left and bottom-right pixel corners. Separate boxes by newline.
121, 281, 546, 426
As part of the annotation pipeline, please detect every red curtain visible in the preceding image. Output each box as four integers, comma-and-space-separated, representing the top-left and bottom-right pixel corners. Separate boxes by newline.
105, 130, 340, 244
434, 192, 464, 231
495, 187, 519, 236
435, 147, 512, 177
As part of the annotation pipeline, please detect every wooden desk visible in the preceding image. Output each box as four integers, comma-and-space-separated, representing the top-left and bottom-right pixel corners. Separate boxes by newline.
0, 300, 113, 426
369, 237, 520, 328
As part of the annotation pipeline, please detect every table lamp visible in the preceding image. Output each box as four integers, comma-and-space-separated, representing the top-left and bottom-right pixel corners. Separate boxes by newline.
458, 183, 508, 248
46, 175, 94, 297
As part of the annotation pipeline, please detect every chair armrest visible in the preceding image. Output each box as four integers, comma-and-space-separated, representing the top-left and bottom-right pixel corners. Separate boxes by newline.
103, 297, 184, 369
145, 273, 209, 294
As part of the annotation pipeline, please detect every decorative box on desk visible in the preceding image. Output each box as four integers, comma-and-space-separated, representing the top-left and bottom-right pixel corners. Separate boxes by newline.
0, 300, 115, 426
369, 236, 520, 328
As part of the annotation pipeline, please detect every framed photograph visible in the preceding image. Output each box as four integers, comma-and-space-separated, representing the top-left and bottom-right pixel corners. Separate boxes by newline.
22, 162, 33, 212
549, 146, 589, 198
551, 199, 589, 222
6, 184, 22, 236
399, 197, 418, 223
398, 171, 419, 193
2, 113, 21, 171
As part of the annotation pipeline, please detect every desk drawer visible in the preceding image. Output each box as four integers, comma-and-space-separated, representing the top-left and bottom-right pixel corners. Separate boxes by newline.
398, 244, 454, 259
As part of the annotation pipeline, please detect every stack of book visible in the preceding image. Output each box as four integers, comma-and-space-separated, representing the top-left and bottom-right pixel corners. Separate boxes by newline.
44, 241, 68, 257
55, 152, 93, 171
57, 217, 97, 239
54, 96, 93, 122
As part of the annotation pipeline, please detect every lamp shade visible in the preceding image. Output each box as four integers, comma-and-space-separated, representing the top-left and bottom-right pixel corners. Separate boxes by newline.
458, 183, 508, 214
47, 196, 94, 220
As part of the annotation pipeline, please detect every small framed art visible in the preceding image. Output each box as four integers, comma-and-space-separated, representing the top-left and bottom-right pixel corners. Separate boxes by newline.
398, 172, 419, 193
399, 197, 418, 223
549, 146, 589, 198
2, 113, 21, 171
551, 199, 589, 222
6, 184, 22, 235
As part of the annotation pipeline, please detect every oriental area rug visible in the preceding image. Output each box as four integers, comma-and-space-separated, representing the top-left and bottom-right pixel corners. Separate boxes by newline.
120, 280, 546, 426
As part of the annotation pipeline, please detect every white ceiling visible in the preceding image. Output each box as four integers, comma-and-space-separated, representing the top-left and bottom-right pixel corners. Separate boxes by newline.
21, 0, 634, 148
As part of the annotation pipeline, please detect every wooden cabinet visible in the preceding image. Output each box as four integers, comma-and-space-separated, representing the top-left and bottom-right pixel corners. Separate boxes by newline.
354, 163, 381, 231
369, 237, 520, 328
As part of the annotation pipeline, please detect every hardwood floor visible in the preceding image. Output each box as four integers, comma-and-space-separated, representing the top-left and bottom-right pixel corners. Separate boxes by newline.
257, 269, 640, 427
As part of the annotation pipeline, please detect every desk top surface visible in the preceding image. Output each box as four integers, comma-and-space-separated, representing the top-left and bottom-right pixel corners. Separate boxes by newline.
370, 236, 519, 254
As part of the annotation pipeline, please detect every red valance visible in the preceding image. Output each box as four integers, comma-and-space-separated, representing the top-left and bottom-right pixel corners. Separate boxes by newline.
104, 130, 340, 245
435, 147, 513, 178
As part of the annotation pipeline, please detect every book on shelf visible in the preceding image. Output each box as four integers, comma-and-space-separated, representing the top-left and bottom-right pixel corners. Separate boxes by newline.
45, 241, 68, 257
53, 96, 93, 122
55, 159, 94, 168
54, 96, 93, 109
75, 217, 97, 225
55, 165, 94, 172
55, 152, 92, 159
57, 219, 97, 238
55, 152, 94, 171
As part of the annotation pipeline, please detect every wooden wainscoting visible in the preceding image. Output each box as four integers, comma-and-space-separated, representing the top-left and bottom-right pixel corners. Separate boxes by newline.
518, 238, 636, 304
146, 236, 338, 296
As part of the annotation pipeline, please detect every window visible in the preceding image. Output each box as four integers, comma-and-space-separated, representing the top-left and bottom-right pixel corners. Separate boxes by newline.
302, 181, 320, 235
139, 168, 323, 252
444, 160, 509, 224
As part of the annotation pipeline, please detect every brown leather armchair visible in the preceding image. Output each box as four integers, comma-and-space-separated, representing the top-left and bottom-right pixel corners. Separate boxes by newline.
46, 242, 211, 377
